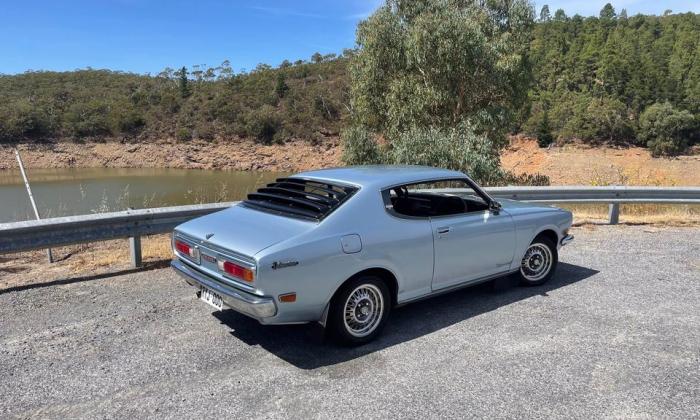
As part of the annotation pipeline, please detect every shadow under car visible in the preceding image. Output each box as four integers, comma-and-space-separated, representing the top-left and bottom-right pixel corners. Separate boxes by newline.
213, 262, 599, 370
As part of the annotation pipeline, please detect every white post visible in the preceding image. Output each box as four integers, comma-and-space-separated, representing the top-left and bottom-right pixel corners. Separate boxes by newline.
608, 203, 620, 225
14, 149, 53, 263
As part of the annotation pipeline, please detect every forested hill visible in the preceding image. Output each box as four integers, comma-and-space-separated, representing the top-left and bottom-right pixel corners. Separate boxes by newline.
524, 7, 700, 155
0, 55, 350, 145
1, 7, 699, 155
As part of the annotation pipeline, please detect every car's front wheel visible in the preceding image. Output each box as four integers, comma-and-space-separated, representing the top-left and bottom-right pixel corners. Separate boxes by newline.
327, 276, 391, 345
518, 236, 558, 286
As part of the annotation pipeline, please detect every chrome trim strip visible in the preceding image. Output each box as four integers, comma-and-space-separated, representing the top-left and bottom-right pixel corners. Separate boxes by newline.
172, 259, 277, 319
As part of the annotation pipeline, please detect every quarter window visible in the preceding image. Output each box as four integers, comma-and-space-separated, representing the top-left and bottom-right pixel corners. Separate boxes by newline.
384, 179, 490, 218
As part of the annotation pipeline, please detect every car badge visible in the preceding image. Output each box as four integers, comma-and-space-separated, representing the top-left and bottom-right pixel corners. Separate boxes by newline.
205, 233, 215, 240
272, 260, 299, 270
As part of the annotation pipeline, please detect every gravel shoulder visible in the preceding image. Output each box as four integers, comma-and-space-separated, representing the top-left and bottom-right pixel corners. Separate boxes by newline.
0, 225, 698, 418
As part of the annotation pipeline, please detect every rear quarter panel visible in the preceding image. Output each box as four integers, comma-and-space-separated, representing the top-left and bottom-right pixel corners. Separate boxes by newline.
254, 186, 434, 323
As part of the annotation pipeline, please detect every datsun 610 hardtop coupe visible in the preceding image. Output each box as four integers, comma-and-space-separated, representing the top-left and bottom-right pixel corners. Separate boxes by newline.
171, 166, 573, 344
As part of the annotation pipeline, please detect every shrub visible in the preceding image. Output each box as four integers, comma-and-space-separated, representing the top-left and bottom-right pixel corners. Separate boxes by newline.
0, 100, 55, 141
110, 105, 146, 134
549, 93, 634, 143
176, 127, 192, 141
244, 105, 281, 144
389, 122, 504, 186
341, 126, 382, 165
583, 98, 635, 143
64, 100, 111, 137
501, 172, 551, 186
638, 102, 697, 156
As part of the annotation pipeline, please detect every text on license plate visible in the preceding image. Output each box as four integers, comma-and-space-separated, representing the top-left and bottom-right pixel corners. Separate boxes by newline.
199, 286, 223, 311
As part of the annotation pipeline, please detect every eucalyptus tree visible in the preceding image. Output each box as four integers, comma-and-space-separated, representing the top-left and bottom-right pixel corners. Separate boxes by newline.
345, 0, 536, 178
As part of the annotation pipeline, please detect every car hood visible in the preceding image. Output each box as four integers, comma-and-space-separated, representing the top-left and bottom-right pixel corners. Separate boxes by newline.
174, 204, 316, 257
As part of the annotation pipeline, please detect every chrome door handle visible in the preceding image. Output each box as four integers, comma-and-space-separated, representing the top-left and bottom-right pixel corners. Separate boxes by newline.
437, 227, 450, 235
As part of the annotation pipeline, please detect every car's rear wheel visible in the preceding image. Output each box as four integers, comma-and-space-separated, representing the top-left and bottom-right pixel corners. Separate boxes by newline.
327, 276, 391, 345
518, 236, 558, 286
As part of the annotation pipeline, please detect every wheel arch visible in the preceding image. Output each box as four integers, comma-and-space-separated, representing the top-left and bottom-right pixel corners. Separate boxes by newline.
343, 267, 399, 306
533, 228, 559, 246
319, 266, 399, 327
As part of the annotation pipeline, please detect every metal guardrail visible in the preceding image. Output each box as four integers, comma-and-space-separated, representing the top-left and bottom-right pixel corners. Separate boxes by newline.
1, 186, 698, 267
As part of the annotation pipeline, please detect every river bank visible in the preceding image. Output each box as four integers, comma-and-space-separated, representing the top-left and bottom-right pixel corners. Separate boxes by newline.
0, 137, 342, 172
2, 136, 699, 186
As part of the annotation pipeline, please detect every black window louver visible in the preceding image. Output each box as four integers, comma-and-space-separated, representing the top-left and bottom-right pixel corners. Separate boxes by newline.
243, 178, 358, 220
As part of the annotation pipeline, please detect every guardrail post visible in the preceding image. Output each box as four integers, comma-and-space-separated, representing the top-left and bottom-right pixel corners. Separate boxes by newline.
608, 203, 620, 225
129, 236, 142, 268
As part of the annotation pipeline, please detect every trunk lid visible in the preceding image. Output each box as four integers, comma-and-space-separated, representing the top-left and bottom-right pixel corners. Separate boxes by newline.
174, 204, 316, 257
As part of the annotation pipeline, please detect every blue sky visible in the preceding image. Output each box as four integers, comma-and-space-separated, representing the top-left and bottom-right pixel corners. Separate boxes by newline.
1, 0, 698, 75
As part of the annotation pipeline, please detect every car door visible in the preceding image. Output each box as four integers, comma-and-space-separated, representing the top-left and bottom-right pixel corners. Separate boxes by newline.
430, 208, 516, 291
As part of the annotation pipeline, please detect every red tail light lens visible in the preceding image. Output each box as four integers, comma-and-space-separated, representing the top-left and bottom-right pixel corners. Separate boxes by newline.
219, 260, 254, 282
175, 240, 191, 256
174, 239, 200, 263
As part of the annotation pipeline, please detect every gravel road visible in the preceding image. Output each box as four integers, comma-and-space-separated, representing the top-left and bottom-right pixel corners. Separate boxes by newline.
1, 225, 698, 419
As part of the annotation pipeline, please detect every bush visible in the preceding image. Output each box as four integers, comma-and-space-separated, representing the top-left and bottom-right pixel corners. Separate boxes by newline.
0, 100, 55, 141
176, 127, 192, 141
341, 126, 382, 165
389, 122, 505, 186
501, 172, 551, 186
547, 93, 634, 143
110, 105, 146, 134
244, 105, 281, 144
64, 100, 111, 137
583, 98, 635, 143
638, 102, 697, 156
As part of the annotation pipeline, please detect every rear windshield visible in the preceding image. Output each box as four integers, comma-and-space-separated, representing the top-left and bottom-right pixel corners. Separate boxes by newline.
242, 177, 358, 221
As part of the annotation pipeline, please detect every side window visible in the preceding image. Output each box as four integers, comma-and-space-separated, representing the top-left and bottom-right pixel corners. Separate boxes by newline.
385, 179, 490, 218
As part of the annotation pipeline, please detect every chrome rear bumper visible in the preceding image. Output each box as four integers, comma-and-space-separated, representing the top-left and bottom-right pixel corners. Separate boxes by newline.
560, 234, 574, 246
171, 259, 277, 320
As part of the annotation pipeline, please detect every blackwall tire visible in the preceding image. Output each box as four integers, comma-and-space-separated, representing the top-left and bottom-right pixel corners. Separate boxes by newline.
327, 276, 391, 346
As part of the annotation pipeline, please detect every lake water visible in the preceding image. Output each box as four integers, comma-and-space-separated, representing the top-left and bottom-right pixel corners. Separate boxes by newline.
0, 168, 287, 223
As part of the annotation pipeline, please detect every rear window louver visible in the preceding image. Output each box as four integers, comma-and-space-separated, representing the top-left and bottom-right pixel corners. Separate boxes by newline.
243, 178, 358, 220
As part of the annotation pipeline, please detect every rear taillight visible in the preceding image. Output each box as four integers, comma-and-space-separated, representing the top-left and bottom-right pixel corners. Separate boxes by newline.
218, 260, 255, 282
174, 239, 199, 262
175, 240, 191, 255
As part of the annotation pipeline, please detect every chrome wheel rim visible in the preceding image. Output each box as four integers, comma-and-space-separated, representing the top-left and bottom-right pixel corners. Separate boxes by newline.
343, 284, 384, 338
521, 243, 553, 281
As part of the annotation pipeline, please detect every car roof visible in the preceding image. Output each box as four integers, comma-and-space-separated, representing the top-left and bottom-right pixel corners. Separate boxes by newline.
292, 165, 467, 189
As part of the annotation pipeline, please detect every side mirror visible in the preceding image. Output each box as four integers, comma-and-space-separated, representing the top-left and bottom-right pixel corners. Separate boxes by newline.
489, 201, 502, 214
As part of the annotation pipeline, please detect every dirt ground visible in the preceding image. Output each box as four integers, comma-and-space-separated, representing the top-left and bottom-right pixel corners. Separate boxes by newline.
0, 137, 341, 172
2, 136, 698, 186
501, 136, 700, 186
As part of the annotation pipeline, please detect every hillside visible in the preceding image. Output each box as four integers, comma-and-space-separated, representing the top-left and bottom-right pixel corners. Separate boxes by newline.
0, 55, 349, 145
0, 7, 699, 155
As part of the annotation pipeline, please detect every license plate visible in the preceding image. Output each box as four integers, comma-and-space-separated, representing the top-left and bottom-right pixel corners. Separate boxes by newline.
199, 286, 223, 311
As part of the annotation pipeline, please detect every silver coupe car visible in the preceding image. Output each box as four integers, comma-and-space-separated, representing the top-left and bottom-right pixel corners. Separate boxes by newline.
171, 166, 573, 344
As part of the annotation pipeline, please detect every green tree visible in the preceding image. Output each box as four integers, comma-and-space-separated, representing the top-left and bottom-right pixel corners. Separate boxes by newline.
275, 73, 289, 98
535, 111, 554, 147
540, 5, 551, 22
348, 0, 534, 152
599, 3, 616, 21
176, 66, 191, 98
